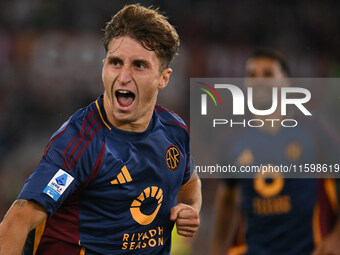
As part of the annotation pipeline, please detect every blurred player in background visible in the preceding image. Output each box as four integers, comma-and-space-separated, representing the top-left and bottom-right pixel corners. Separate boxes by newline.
0, 4, 201, 254
210, 49, 340, 255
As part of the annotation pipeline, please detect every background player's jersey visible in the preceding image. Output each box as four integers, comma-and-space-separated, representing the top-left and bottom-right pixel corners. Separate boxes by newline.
221, 117, 340, 255
18, 96, 192, 255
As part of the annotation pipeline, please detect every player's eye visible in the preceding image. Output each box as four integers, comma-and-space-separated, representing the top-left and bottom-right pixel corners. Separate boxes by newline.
246, 71, 255, 78
134, 61, 147, 70
263, 70, 274, 77
109, 57, 122, 67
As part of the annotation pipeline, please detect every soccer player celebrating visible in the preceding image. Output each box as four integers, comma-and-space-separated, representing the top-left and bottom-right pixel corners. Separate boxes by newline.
210, 49, 340, 255
0, 4, 201, 255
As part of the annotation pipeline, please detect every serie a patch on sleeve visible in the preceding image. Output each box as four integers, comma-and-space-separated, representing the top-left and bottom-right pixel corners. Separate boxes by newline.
43, 169, 74, 201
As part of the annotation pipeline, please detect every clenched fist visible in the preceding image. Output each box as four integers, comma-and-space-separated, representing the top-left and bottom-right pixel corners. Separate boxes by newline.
170, 203, 200, 237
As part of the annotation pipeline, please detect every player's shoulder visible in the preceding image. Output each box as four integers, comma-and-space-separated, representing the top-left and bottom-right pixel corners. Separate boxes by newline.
296, 114, 339, 142
45, 100, 104, 157
53, 102, 100, 137
155, 104, 189, 135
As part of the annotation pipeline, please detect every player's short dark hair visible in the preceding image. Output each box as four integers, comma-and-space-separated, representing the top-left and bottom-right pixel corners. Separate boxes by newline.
103, 4, 180, 71
249, 48, 291, 77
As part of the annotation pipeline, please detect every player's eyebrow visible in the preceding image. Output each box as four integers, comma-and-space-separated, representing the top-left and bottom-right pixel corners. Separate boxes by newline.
107, 56, 123, 64
263, 69, 274, 76
132, 58, 150, 67
246, 70, 255, 77
107, 55, 120, 60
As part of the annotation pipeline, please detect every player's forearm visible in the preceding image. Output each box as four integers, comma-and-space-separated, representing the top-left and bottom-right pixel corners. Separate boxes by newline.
210, 185, 240, 255
0, 204, 31, 255
177, 172, 202, 212
0, 220, 29, 254
210, 207, 236, 255
0, 199, 48, 254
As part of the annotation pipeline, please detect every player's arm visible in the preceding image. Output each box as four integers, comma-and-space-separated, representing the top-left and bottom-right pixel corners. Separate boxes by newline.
312, 218, 340, 255
209, 183, 241, 255
312, 178, 340, 255
0, 199, 48, 255
170, 172, 202, 237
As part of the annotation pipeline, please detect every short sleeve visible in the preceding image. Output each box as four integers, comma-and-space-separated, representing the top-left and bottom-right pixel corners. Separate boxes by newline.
182, 155, 195, 185
314, 120, 340, 164
18, 120, 102, 216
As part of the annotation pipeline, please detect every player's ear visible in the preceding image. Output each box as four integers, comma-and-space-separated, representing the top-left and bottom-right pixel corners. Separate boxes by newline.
101, 59, 105, 80
158, 68, 172, 90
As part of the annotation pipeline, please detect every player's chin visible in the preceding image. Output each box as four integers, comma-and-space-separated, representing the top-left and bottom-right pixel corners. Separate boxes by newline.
114, 111, 136, 123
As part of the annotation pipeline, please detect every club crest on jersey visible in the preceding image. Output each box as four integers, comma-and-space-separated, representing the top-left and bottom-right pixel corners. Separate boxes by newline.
165, 145, 181, 171
285, 142, 302, 162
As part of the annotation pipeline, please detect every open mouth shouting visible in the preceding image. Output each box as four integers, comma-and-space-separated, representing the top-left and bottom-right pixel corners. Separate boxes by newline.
115, 90, 136, 110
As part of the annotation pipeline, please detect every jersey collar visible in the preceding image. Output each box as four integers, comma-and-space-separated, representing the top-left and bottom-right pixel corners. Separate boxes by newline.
95, 95, 156, 140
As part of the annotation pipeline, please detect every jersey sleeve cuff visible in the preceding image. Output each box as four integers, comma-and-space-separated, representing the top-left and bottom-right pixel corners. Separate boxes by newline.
17, 192, 57, 216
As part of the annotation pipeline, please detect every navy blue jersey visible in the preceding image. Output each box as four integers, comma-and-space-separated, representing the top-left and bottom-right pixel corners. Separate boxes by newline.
18, 96, 191, 255
220, 117, 340, 255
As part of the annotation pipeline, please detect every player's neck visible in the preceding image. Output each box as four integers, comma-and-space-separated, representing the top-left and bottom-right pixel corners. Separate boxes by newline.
103, 96, 154, 133
108, 113, 153, 133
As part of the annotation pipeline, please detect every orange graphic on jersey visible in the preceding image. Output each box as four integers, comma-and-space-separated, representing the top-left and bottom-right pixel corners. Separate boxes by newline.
253, 170, 291, 215
130, 186, 163, 225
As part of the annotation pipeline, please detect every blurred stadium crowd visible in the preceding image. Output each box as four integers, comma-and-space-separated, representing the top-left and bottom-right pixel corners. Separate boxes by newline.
0, 0, 339, 254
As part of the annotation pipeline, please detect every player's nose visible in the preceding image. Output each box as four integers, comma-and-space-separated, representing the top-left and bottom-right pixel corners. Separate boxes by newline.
117, 64, 132, 84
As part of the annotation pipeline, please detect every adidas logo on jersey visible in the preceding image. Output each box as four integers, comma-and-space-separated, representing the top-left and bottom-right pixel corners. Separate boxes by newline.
111, 166, 132, 184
